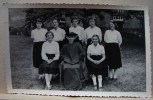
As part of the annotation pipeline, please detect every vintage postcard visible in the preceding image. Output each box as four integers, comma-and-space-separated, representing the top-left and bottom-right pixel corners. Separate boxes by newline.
2, 3, 151, 97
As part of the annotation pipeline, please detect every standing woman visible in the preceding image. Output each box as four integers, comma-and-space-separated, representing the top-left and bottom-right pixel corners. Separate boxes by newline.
104, 21, 122, 80
85, 16, 102, 46
31, 19, 47, 79
39, 31, 60, 90
87, 34, 107, 91
51, 18, 66, 50
69, 16, 85, 44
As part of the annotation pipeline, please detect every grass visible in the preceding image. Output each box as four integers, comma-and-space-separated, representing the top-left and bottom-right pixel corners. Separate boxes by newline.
10, 35, 146, 92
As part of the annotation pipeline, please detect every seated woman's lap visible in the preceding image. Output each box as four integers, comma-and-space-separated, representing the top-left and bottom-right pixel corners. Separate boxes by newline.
39, 60, 59, 74
86, 58, 108, 77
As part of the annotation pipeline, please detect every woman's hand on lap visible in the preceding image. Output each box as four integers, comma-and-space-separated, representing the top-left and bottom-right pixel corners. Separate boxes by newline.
96, 61, 100, 65
49, 59, 53, 63
93, 60, 98, 65
47, 59, 51, 64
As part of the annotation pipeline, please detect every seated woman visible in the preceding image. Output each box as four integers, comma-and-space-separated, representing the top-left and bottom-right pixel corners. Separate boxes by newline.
39, 31, 60, 90
60, 32, 85, 90
86, 34, 108, 91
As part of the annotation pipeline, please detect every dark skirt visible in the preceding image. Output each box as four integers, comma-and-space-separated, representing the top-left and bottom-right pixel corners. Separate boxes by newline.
39, 54, 59, 74
61, 61, 84, 90
33, 41, 44, 68
105, 43, 122, 69
87, 55, 108, 77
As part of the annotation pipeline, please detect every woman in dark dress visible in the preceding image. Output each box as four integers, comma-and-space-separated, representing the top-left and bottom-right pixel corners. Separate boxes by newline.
87, 34, 107, 91
104, 21, 122, 80
60, 32, 85, 90
39, 31, 60, 90
31, 19, 47, 79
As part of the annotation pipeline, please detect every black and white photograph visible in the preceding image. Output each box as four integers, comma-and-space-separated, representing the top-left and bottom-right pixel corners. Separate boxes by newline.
4, 4, 151, 97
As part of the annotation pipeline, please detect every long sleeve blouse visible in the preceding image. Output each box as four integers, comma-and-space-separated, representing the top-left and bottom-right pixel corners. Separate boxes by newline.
87, 43, 105, 56
85, 26, 102, 42
104, 30, 122, 46
69, 25, 85, 42
50, 27, 66, 42
31, 28, 47, 42
41, 41, 60, 61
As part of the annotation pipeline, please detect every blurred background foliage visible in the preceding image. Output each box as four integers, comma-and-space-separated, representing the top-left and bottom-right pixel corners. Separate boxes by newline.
9, 8, 145, 39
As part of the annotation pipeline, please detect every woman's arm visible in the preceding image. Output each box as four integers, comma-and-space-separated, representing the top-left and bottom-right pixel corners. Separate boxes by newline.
104, 30, 107, 43
99, 28, 102, 42
96, 46, 106, 64
87, 53, 96, 64
62, 30, 66, 41
30, 30, 34, 43
117, 32, 122, 46
84, 29, 88, 44
81, 28, 85, 43
41, 43, 50, 63
31, 30, 34, 39
97, 53, 106, 64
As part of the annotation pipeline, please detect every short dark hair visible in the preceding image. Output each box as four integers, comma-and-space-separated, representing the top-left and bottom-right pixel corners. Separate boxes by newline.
87, 16, 96, 23
45, 31, 54, 38
109, 20, 118, 29
71, 16, 79, 23
36, 18, 43, 23
52, 18, 60, 23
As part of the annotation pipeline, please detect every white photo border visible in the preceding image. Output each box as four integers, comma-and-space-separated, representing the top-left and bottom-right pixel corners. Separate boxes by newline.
2, 3, 151, 97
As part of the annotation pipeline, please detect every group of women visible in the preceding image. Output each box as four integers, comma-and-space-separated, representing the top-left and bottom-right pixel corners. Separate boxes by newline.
31, 16, 122, 91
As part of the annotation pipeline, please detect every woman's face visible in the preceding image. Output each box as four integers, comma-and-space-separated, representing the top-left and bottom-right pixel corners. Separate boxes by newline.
36, 22, 42, 29
67, 37, 75, 44
110, 22, 115, 30
89, 19, 95, 27
92, 36, 99, 45
72, 19, 78, 27
46, 33, 53, 41
53, 20, 59, 28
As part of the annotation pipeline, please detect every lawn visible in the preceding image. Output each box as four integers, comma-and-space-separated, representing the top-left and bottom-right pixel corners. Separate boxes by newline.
10, 35, 146, 92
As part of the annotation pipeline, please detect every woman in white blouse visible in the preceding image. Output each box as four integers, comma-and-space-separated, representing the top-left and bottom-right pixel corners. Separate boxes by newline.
69, 16, 85, 44
104, 21, 122, 80
31, 19, 47, 79
39, 31, 60, 90
50, 19, 66, 50
87, 34, 108, 91
85, 17, 102, 46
